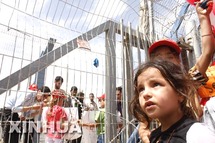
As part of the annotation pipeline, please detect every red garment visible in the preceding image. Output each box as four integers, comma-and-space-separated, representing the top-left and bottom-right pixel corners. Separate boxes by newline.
46, 105, 68, 139
200, 98, 210, 106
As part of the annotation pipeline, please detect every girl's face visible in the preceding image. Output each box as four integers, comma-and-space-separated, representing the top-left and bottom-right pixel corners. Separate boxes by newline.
137, 67, 183, 120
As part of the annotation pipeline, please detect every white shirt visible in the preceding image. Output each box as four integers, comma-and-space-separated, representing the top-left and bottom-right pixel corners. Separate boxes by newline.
85, 101, 98, 111
5, 92, 36, 112
187, 123, 215, 143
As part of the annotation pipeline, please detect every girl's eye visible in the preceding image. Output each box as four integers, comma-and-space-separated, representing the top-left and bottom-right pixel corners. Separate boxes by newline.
153, 82, 161, 87
138, 87, 145, 93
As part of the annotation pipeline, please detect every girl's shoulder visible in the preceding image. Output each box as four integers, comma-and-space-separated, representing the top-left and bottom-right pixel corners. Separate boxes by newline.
186, 123, 215, 143
150, 116, 195, 143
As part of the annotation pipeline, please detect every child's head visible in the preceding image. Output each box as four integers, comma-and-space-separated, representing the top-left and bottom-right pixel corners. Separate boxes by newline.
55, 76, 64, 89
98, 94, 106, 108
70, 86, 78, 96
130, 60, 198, 125
77, 92, 84, 103
36, 86, 51, 102
149, 39, 181, 65
89, 93, 95, 101
116, 87, 122, 100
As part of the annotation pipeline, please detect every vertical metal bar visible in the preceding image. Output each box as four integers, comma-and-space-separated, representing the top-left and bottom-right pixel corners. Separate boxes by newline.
185, 20, 197, 68
0, 55, 4, 75
10, 35, 18, 90
148, 0, 154, 42
139, 0, 149, 38
193, 25, 201, 60
123, 22, 134, 142
105, 22, 117, 143
136, 26, 142, 66
142, 34, 149, 62
186, 20, 201, 60
66, 64, 69, 92
28, 36, 34, 87
120, 19, 127, 143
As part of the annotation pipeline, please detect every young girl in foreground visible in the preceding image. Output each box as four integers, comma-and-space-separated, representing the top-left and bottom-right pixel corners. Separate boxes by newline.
45, 90, 68, 143
130, 60, 215, 143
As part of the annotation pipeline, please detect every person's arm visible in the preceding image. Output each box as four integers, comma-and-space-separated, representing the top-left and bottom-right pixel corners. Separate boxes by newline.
76, 118, 98, 128
22, 105, 43, 112
12, 93, 41, 112
78, 121, 98, 128
195, 0, 215, 74
13, 104, 42, 112
189, 1, 214, 119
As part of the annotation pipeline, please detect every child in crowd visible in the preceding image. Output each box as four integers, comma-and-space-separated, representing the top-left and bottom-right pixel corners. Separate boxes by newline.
130, 60, 215, 143
78, 94, 106, 143
45, 90, 68, 143
95, 94, 106, 143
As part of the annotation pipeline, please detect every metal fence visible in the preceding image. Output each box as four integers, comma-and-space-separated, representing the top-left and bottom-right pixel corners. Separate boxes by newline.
0, 0, 201, 143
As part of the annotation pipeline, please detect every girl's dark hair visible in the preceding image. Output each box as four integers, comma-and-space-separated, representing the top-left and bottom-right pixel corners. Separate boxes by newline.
129, 60, 199, 127
39, 86, 51, 93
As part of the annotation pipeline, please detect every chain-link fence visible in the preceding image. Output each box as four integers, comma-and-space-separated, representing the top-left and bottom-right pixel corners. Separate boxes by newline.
0, 0, 201, 143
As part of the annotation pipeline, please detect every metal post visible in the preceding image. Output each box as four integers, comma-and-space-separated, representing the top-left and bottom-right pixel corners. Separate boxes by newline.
120, 19, 127, 143
105, 23, 117, 143
136, 26, 142, 66
142, 34, 149, 62
148, 0, 154, 43
185, 20, 198, 68
139, 0, 149, 36
122, 22, 134, 142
